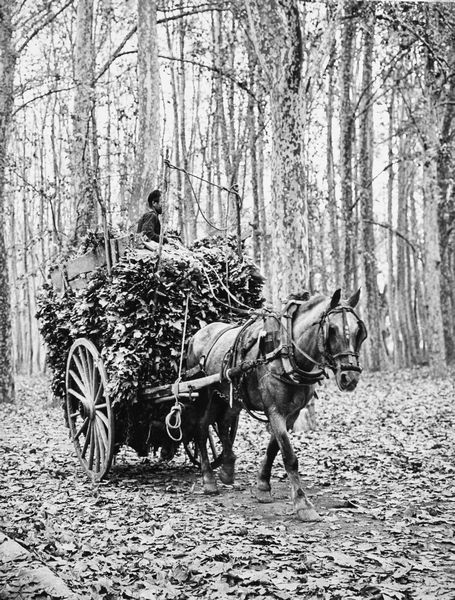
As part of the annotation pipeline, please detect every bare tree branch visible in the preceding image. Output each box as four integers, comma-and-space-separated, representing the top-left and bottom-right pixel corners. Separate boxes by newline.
17, 0, 75, 54
95, 5, 227, 82
363, 219, 418, 253
12, 86, 75, 116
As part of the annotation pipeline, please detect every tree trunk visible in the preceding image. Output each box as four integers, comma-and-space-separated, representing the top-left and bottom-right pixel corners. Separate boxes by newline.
420, 14, 447, 376
72, 0, 97, 241
339, 0, 357, 294
359, 5, 381, 370
178, 20, 196, 243
0, 0, 16, 402
256, 104, 269, 290
248, 91, 260, 264
326, 28, 341, 286
130, 0, 160, 223
437, 77, 455, 361
422, 156, 447, 375
245, 0, 308, 305
396, 136, 419, 367
386, 91, 399, 367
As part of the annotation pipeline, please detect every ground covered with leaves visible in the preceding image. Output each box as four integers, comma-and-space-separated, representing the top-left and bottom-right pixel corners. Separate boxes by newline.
1, 370, 454, 600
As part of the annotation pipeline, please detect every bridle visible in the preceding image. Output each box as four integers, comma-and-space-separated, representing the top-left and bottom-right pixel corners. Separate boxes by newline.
315, 305, 367, 373
273, 299, 367, 385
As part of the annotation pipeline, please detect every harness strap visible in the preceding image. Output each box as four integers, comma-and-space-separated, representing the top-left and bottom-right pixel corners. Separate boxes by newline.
198, 323, 239, 375
279, 301, 327, 385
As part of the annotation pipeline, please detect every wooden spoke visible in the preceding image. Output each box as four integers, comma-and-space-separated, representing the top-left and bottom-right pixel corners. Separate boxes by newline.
83, 347, 95, 398
95, 421, 106, 466
87, 426, 95, 471
66, 338, 115, 482
81, 426, 91, 459
72, 352, 90, 393
95, 414, 107, 444
69, 369, 86, 396
93, 380, 104, 405
96, 410, 109, 429
95, 415, 108, 451
75, 417, 89, 440
92, 367, 100, 403
93, 424, 101, 474
67, 386, 87, 405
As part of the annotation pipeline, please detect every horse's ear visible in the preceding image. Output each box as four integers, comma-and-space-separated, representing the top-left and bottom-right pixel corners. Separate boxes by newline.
348, 288, 361, 308
330, 289, 342, 310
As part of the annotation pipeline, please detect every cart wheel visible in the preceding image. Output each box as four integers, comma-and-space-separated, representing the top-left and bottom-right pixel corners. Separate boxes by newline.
65, 338, 115, 481
184, 416, 239, 469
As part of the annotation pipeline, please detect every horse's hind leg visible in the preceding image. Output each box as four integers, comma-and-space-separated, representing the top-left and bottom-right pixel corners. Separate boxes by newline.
267, 413, 320, 522
218, 409, 237, 485
256, 434, 279, 503
196, 391, 219, 495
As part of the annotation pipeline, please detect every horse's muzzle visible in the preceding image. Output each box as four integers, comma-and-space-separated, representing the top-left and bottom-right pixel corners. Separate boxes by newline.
336, 369, 360, 392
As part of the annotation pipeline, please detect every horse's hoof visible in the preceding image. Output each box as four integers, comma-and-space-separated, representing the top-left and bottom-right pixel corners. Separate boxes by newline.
203, 482, 219, 495
297, 507, 321, 522
219, 468, 234, 485
256, 490, 273, 504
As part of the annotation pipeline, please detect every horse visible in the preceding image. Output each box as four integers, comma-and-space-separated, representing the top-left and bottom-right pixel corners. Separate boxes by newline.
185, 288, 367, 522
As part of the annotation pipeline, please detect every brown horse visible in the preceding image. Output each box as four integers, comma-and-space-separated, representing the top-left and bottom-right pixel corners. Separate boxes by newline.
185, 289, 367, 521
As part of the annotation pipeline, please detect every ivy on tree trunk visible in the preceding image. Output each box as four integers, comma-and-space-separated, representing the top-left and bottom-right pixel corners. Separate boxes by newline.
72, 0, 97, 242
131, 0, 161, 224
245, 0, 308, 305
0, 0, 16, 403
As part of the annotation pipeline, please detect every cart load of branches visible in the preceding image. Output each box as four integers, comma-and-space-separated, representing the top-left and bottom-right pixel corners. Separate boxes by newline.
37, 235, 265, 455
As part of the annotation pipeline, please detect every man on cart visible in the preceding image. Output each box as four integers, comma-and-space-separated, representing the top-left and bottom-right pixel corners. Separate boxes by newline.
137, 189, 168, 244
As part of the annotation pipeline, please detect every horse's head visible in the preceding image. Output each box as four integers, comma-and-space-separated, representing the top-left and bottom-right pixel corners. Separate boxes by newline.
320, 289, 367, 391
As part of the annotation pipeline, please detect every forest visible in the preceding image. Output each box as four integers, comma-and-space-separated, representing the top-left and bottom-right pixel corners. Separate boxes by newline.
1, 1, 455, 599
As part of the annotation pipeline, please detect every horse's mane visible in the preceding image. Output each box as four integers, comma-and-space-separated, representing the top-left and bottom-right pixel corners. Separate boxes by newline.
301, 294, 326, 312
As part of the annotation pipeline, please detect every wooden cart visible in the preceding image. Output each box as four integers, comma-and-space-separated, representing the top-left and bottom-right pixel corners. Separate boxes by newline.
52, 236, 238, 481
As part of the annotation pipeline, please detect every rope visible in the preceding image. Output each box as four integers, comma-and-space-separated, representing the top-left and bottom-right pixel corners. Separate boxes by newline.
183, 167, 229, 232
165, 402, 183, 442
178, 294, 190, 378
165, 158, 240, 234
165, 158, 231, 193
165, 293, 191, 443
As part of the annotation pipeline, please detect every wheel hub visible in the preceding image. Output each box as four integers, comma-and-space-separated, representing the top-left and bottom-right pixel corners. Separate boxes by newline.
79, 399, 95, 420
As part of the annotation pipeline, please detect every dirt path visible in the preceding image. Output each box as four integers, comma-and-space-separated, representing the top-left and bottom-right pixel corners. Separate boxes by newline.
1, 371, 454, 599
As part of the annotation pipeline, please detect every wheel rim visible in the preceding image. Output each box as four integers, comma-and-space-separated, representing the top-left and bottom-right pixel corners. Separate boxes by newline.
66, 338, 114, 481
185, 417, 239, 469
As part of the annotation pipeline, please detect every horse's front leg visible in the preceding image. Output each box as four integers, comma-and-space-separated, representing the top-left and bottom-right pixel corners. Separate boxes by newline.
256, 434, 279, 503
198, 433, 218, 494
267, 412, 320, 522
